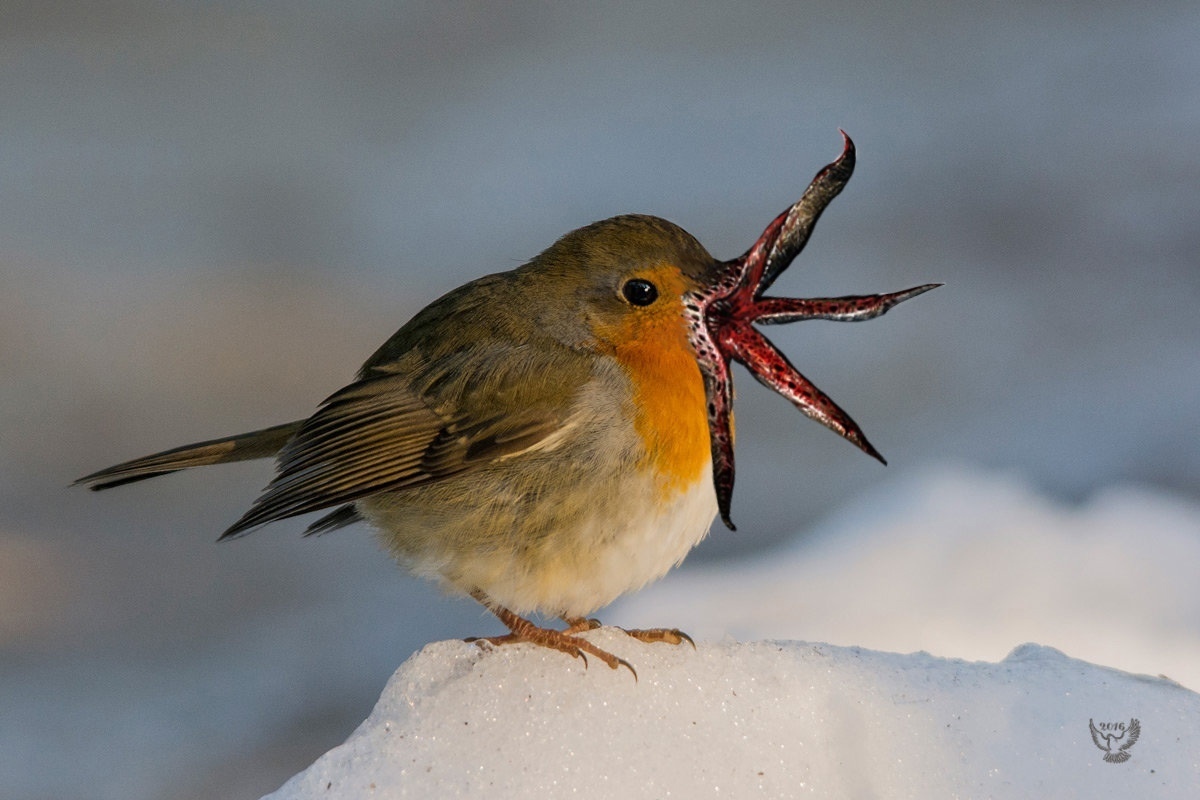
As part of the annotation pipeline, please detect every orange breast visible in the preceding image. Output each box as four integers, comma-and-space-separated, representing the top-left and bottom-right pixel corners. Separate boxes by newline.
596, 266, 712, 499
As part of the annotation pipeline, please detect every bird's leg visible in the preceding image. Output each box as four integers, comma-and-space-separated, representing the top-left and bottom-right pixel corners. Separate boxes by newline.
466, 590, 635, 676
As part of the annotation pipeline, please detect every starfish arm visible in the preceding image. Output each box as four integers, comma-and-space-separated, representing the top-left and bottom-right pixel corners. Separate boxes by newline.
724, 323, 885, 464
752, 284, 942, 324
756, 131, 857, 298
700, 361, 738, 531
720, 132, 857, 310
728, 212, 784, 310
685, 297, 740, 530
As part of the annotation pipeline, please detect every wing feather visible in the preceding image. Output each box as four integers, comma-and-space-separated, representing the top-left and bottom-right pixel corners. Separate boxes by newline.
220, 374, 448, 538
220, 355, 582, 539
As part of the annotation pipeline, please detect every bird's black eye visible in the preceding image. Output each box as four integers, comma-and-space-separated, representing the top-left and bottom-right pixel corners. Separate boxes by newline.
621, 278, 658, 306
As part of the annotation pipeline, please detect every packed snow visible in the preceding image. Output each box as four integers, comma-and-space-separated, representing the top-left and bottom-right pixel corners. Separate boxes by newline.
264, 464, 1200, 799
8, 463, 1200, 800
615, 464, 1200, 692
266, 637, 1200, 799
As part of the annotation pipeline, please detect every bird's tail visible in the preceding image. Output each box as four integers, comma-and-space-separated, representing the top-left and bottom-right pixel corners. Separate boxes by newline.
74, 421, 303, 490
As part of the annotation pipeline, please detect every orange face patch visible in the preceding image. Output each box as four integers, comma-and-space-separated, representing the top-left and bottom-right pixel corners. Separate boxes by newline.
588, 263, 711, 498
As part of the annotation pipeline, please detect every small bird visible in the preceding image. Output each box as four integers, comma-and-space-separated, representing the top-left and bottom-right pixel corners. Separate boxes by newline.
77, 134, 937, 673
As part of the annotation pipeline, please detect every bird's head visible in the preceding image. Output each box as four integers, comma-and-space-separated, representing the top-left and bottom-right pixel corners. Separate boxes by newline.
532, 133, 938, 528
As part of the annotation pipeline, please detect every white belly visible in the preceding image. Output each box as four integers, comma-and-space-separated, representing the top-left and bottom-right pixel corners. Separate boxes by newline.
363, 461, 718, 618
497, 463, 718, 617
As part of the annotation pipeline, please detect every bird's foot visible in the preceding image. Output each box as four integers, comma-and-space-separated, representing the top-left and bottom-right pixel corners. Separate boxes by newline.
563, 615, 692, 648
560, 615, 602, 634
618, 626, 696, 649
468, 594, 635, 677
466, 628, 635, 677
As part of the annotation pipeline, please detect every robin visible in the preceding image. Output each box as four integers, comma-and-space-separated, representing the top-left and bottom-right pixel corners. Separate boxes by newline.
77, 134, 937, 674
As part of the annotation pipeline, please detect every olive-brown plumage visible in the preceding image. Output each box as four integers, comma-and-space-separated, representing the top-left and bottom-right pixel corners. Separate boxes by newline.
78, 136, 938, 672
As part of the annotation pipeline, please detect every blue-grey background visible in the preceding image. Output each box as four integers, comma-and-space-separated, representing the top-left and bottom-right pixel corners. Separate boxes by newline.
2, 2, 1197, 798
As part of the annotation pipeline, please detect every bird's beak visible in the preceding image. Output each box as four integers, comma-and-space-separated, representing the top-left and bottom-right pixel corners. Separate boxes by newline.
685, 132, 940, 530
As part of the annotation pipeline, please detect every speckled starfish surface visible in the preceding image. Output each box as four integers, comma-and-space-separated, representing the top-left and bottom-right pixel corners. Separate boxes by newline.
685, 132, 940, 528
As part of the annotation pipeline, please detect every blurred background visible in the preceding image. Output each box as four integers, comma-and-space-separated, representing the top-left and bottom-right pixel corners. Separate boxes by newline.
2, 2, 1197, 798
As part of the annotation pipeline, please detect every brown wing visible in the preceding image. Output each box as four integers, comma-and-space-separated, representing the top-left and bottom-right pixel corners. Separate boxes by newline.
220, 265, 593, 540
220, 369, 574, 539
219, 374, 442, 538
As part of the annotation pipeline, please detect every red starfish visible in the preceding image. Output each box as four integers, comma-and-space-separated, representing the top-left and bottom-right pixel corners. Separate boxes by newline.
687, 132, 940, 529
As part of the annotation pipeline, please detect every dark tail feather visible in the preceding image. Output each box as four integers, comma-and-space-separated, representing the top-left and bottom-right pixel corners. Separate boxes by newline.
302, 504, 363, 536
74, 421, 304, 491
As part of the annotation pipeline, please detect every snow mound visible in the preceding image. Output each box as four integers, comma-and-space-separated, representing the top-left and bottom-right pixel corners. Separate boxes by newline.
266, 635, 1200, 799
614, 464, 1200, 692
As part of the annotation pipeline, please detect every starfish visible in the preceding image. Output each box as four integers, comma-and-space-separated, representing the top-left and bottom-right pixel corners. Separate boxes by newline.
686, 132, 940, 528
